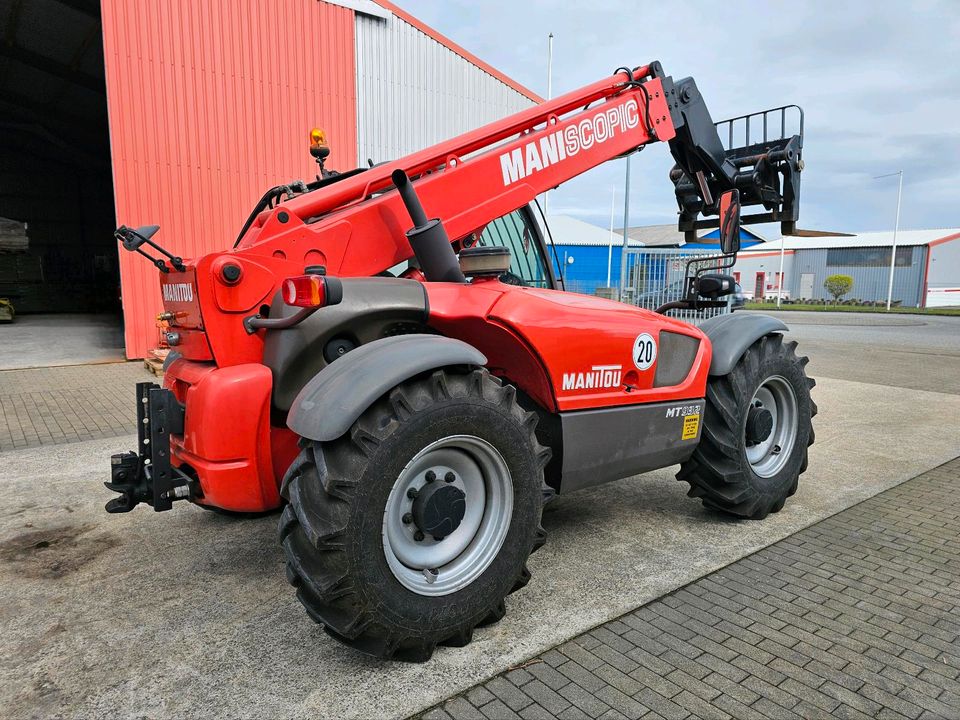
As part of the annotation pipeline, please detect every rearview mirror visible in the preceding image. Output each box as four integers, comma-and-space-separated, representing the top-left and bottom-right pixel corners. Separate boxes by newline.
718, 190, 741, 255
116, 224, 160, 251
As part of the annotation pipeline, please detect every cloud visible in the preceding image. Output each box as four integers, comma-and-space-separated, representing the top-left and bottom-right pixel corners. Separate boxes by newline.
401, 0, 959, 234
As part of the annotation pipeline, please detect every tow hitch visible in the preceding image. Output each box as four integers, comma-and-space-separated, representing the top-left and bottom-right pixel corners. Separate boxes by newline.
105, 382, 193, 513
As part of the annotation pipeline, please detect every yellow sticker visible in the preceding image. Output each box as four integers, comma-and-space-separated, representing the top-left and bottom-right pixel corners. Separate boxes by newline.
681, 414, 700, 440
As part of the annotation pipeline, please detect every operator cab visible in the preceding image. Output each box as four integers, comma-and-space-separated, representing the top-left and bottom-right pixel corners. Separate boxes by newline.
386, 204, 560, 290
462, 206, 557, 289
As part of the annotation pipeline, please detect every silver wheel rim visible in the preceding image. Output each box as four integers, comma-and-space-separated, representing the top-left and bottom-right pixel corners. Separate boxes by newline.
745, 375, 798, 478
382, 435, 513, 596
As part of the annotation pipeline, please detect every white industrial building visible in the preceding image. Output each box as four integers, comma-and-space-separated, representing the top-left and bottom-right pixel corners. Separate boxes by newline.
354, 0, 537, 164
731, 229, 960, 308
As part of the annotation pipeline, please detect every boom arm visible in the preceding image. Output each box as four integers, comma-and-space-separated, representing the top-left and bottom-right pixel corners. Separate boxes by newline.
236, 62, 801, 269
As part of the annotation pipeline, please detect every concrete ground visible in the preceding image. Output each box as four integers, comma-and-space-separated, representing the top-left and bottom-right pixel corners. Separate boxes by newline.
1, 312, 958, 719
0, 314, 125, 371
421, 458, 960, 720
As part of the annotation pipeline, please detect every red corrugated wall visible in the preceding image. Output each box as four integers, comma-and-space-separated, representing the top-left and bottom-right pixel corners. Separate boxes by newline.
101, 0, 358, 358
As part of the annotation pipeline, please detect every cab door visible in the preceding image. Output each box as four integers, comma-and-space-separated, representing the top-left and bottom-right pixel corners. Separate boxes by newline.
472, 206, 559, 290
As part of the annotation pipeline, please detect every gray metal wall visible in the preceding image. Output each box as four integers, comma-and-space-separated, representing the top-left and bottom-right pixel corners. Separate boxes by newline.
790, 247, 926, 306
928, 238, 960, 288
355, 11, 534, 166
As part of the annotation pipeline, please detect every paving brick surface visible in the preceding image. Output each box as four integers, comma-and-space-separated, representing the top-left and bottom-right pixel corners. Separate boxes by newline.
417, 458, 960, 720
0, 362, 153, 451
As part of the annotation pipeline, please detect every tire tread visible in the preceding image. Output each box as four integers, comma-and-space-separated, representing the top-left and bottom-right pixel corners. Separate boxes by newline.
676, 333, 815, 519
279, 367, 550, 660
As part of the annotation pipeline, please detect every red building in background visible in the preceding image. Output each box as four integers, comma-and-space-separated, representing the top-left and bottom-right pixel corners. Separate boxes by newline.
0, 0, 539, 358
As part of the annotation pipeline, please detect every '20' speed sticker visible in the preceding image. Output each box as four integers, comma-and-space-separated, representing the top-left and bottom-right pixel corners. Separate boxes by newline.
633, 333, 657, 370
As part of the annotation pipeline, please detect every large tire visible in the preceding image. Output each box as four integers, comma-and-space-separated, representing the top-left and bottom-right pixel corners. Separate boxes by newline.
279, 367, 551, 661
677, 334, 816, 519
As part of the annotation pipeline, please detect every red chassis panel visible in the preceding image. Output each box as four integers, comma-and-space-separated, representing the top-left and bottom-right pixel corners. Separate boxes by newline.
163, 358, 297, 512
425, 279, 711, 413
161, 276, 710, 513
147, 67, 689, 512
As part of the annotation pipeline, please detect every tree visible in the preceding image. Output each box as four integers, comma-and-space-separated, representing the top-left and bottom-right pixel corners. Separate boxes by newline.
823, 274, 853, 302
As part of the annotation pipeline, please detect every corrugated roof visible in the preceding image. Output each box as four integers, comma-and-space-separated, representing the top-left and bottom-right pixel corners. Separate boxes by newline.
742, 228, 960, 251
615, 224, 767, 247
544, 215, 641, 247
546, 218, 767, 247
618, 224, 687, 247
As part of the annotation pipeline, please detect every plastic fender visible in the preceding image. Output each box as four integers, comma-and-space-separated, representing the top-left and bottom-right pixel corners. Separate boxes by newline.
169, 362, 280, 512
287, 334, 487, 442
699, 313, 788, 376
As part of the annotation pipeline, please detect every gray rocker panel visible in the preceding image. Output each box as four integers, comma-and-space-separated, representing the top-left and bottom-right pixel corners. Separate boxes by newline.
699, 312, 788, 376
287, 334, 487, 442
559, 398, 706, 494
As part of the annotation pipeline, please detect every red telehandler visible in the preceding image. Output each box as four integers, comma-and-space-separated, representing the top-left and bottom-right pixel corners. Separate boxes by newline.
108, 62, 815, 661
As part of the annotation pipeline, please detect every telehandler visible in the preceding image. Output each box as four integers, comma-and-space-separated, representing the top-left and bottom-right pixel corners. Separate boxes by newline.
108, 62, 815, 660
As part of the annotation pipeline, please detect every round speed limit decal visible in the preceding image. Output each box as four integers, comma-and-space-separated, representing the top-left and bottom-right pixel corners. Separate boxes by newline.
633, 332, 657, 370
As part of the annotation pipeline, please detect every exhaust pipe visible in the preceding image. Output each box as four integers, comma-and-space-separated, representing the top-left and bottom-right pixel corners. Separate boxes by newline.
392, 170, 465, 283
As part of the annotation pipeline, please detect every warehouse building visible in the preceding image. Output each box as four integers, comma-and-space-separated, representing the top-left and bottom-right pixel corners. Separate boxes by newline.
546, 221, 765, 296
619, 224, 766, 251
732, 229, 960, 307
546, 218, 960, 308
0, 0, 539, 358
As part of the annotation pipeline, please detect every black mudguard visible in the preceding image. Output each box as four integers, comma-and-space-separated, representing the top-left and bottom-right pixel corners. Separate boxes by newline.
286, 334, 486, 442
699, 313, 788, 376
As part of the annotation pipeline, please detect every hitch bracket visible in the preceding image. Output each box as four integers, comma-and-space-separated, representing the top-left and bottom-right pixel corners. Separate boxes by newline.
105, 382, 191, 513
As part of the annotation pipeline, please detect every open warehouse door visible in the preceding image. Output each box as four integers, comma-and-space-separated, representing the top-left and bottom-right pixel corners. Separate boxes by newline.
3, 0, 553, 361
0, 0, 123, 365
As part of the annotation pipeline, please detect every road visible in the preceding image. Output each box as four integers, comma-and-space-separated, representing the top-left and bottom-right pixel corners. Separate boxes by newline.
745, 310, 960, 395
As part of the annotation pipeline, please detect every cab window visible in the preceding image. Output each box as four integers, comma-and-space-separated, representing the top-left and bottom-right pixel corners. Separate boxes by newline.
476, 209, 550, 288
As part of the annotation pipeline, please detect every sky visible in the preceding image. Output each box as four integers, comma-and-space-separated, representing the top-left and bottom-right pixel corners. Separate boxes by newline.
400, 0, 959, 236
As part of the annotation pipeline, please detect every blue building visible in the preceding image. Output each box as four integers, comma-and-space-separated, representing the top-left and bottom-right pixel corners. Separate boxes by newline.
541, 216, 765, 296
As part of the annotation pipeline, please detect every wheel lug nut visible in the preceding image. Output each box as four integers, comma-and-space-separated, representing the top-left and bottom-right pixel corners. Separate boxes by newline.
402, 513, 413, 524
425, 470, 436, 482
407, 487, 419, 499
414, 530, 425, 541
444, 472, 455, 483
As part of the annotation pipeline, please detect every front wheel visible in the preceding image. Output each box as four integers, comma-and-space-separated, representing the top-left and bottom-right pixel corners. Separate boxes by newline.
279, 368, 550, 661
677, 334, 816, 519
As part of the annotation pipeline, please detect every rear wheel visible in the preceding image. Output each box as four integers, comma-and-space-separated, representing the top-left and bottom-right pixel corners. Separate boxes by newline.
677, 334, 816, 519
279, 367, 550, 661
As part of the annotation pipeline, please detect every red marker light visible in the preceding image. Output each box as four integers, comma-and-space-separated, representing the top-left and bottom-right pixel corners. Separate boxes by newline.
282, 275, 326, 308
